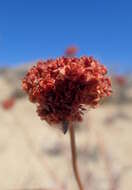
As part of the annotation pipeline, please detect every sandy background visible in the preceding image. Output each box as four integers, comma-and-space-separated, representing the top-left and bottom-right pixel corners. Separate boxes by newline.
0, 68, 132, 190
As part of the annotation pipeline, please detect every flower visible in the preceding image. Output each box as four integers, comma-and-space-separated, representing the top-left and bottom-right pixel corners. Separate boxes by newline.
65, 46, 78, 57
114, 75, 126, 86
22, 56, 112, 128
1, 98, 15, 110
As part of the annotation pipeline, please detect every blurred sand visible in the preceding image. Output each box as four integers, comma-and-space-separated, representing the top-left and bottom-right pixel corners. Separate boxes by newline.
0, 69, 132, 190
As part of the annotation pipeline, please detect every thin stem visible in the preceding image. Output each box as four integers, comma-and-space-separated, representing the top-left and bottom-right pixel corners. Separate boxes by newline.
69, 125, 84, 190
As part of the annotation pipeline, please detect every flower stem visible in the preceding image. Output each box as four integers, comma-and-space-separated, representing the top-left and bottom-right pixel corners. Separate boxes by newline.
69, 125, 84, 190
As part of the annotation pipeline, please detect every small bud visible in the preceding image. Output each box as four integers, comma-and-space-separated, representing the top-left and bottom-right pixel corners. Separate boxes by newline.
62, 121, 69, 134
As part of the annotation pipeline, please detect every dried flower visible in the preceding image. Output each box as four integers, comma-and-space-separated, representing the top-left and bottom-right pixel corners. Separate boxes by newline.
114, 75, 126, 86
65, 46, 78, 57
1, 98, 15, 110
22, 56, 112, 128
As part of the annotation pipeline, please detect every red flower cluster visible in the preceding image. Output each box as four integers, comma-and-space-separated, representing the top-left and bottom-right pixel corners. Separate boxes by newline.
22, 56, 111, 126
65, 46, 78, 57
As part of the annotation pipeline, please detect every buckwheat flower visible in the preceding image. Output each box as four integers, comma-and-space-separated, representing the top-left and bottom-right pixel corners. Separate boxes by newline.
114, 75, 126, 86
22, 56, 112, 190
65, 46, 78, 57
1, 98, 15, 110
22, 56, 112, 128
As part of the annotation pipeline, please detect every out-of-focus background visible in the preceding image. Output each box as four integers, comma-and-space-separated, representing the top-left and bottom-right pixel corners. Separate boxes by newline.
0, 1, 132, 190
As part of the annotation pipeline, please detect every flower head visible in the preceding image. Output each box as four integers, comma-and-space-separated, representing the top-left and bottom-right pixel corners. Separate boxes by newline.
65, 46, 78, 57
1, 98, 15, 110
114, 75, 126, 86
22, 56, 112, 128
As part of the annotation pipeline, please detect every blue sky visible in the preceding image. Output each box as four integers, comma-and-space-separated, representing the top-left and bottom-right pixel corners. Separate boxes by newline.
0, 0, 132, 73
